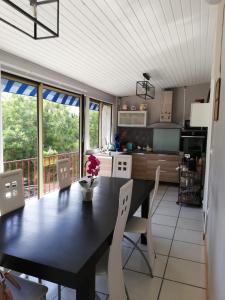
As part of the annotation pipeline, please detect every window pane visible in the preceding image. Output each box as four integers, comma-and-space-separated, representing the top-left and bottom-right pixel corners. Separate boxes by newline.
89, 101, 99, 149
43, 88, 80, 194
1, 78, 38, 200
101, 104, 112, 146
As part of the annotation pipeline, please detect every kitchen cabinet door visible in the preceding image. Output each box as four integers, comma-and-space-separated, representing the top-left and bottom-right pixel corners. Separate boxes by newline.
131, 155, 148, 179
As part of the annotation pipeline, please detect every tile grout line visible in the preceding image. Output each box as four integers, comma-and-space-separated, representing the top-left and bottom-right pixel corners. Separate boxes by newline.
129, 246, 206, 265
123, 268, 207, 291
152, 186, 169, 216
156, 189, 182, 300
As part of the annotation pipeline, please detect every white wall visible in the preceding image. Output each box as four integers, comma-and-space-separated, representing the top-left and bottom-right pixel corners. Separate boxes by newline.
0, 50, 117, 143
0, 50, 116, 103
173, 83, 210, 125
118, 88, 162, 126
119, 83, 209, 126
207, 3, 225, 300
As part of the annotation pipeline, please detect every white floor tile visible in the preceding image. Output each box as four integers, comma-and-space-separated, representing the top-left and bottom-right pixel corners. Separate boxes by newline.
125, 250, 167, 278
159, 280, 206, 300
167, 185, 178, 190
133, 209, 141, 217
177, 217, 203, 232
53, 287, 107, 300
138, 237, 172, 256
180, 207, 203, 221
39, 280, 58, 300
152, 224, 175, 239
152, 214, 177, 227
156, 206, 180, 217
164, 190, 178, 199
162, 195, 178, 202
122, 246, 133, 266
123, 232, 140, 248
165, 257, 206, 288
170, 240, 206, 263
96, 273, 108, 294
174, 228, 205, 245
158, 201, 179, 209
124, 270, 162, 300
54, 287, 76, 300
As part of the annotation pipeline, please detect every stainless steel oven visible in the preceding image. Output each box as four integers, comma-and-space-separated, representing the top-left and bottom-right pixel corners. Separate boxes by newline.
180, 129, 207, 157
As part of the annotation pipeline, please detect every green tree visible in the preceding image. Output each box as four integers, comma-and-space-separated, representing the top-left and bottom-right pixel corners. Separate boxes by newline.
3, 94, 37, 161
43, 101, 79, 154
2, 94, 80, 161
89, 110, 99, 149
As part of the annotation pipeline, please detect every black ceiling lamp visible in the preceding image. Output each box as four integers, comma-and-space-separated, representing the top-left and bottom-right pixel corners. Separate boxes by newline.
0, 0, 59, 40
136, 73, 155, 100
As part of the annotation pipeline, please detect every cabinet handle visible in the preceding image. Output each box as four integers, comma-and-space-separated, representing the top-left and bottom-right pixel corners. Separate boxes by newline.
158, 159, 166, 162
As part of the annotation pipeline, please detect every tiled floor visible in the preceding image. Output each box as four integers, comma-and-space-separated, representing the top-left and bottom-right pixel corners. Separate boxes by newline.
35, 184, 207, 299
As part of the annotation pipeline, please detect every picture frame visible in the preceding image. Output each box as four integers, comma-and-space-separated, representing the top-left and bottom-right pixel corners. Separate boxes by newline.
214, 78, 221, 121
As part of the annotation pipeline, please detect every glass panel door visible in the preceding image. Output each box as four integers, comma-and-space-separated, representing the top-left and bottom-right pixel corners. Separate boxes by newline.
42, 86, 81, 194
1, 76, 38, 199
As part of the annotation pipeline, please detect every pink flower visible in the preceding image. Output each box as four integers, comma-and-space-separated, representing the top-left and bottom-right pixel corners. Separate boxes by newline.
86, 155, 101, 178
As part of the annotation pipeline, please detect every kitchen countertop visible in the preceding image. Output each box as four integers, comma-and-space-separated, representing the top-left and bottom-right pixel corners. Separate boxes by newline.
130, 150, 180, 155
95, 150, 180, 157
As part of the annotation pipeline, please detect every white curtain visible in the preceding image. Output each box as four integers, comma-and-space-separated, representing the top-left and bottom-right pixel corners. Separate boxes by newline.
101, 104, 112, 147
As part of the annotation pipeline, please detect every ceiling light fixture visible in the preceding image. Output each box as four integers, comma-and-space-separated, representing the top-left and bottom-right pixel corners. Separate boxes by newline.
136, 73, 155, 100
0, 0, 59, 40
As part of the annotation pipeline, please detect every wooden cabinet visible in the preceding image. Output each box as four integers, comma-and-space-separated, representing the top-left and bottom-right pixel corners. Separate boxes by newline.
131, 155, 147, 180
118, 111, 147, 127
160, 91, 173, 123
132, 153, 181, 183
85, 156, 112, 177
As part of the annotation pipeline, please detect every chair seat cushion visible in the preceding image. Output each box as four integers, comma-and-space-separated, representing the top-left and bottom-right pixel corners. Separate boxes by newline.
125, 216, 147, 234
6, 275, 48, 300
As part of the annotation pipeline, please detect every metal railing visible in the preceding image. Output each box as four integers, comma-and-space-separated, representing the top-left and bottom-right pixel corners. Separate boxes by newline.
3, 151, 80, 199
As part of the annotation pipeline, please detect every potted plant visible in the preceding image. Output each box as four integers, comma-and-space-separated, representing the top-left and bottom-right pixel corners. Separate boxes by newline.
79, 155, 100, 201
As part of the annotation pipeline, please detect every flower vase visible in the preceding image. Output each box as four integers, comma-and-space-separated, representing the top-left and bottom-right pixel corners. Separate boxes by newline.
81, 186, 93, 202
79, 177, 98, 202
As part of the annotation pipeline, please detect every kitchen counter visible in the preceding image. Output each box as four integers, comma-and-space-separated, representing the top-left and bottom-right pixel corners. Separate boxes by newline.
95, 150, 180, 156
129, 150, 180, 155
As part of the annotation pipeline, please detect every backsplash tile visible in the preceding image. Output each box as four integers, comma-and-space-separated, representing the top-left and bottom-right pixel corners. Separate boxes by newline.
118, 127, 153, 147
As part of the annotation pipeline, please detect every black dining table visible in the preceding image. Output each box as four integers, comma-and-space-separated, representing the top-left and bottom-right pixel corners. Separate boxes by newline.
0, 176, 154, 300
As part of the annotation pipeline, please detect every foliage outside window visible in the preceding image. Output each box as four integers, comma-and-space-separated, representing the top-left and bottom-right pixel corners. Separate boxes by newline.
43, 101, 80, 155
89, 102, 99, 149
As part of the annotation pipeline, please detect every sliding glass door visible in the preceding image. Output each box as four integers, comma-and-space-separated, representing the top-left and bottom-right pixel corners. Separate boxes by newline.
1, 75, 38, 199
42, 86, 81, 194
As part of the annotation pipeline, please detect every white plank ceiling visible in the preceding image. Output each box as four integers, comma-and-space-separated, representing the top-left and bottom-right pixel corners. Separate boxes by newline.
0, 0, 217, 96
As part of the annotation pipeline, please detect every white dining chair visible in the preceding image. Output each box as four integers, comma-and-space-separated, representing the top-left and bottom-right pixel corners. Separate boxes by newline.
112, 155, 132, 179
0, 170, 48, 299
57, 159, 72, 190
1, 271, 48, 300
124, 166, 161, 277
0, 169, 24, 216
96, 179, 133, 300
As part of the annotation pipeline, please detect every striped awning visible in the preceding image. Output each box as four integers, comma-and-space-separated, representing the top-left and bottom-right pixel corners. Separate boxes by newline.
1, 78, 80, 107
1, 78, 100, 111
89, 101, 99, 111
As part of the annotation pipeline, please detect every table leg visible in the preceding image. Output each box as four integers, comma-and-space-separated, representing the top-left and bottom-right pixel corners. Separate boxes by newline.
141, 195, 149, 245
76, 266, 95, 300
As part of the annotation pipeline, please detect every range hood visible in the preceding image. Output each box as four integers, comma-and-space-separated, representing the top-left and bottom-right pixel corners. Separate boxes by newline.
148, 90, 182, 129
148, 122, 182, 129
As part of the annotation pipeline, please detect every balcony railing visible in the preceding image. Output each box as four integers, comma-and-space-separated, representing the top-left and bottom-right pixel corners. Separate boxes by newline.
3, 151, 80, 199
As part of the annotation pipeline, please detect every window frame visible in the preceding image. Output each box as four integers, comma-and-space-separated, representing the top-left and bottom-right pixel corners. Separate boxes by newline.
88, 98, 112, 150
1, 72, 83, 197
